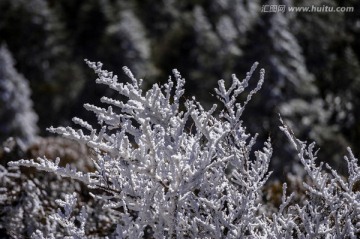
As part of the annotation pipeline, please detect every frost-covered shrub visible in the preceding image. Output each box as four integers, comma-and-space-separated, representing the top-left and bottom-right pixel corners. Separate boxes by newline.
0, 45, 38, 146
273, 121, 360, 238
11, 61, 270, 238
8, 61, 360, 238
0, 135, 122, 238
0, 151, 113, 238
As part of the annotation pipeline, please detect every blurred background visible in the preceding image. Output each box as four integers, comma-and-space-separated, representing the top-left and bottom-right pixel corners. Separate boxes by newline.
0, 0, 359, 179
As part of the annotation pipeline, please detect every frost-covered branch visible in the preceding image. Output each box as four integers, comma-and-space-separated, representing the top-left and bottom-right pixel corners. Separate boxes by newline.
8, 61, 360, 238
10, 61, 273, 238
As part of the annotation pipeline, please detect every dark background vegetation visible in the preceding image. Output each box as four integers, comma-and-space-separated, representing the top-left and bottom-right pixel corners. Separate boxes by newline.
1, 0, 360, 178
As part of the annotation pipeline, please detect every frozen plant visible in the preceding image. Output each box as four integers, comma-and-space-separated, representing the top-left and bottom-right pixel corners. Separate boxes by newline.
0, 163, 47, 238
273, 119, 360, 238
9, 60, 360, 238
0, 45, 38, 146
11, 61, 272, 238
31, 193, 88, 239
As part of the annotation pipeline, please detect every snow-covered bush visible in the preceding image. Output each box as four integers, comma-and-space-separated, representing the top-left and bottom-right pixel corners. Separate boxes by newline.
8, 61, 360, 238
0, 45, 38, 146
274, 121, 360, 238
